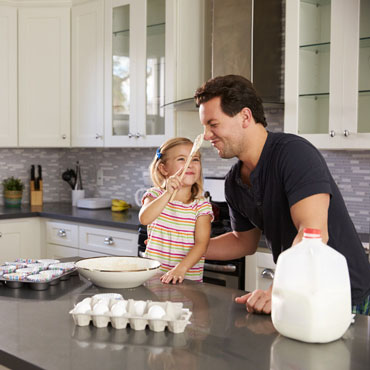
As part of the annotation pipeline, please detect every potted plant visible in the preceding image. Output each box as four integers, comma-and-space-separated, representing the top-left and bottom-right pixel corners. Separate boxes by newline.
2, 176, 24, 208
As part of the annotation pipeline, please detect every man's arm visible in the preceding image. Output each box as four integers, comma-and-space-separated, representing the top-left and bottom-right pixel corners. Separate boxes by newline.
236, 193, 330, 314
205, 228, 261, 260
290, 193, 330, 244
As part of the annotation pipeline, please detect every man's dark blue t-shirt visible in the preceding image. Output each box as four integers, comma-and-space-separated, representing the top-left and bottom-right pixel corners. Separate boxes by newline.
225, 131, 370, 304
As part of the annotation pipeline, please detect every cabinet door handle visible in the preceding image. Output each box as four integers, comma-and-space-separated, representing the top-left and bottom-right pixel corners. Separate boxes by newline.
104, 236, 114, 245
329, 130, 335, 137
128, 133, 133, 138
343, 129, 350, 137
0, 232, 2, 237
58, 229, 67, 237
135, 132, 141, 138
95, 133, 103, 139
261, 268, 274, 280
62, 134, 67, 139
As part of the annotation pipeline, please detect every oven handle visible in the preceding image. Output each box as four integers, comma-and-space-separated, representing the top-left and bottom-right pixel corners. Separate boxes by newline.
204, 263, 236, 273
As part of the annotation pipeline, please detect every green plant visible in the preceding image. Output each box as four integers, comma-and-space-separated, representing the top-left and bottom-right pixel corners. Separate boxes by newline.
2, 176, 24, 191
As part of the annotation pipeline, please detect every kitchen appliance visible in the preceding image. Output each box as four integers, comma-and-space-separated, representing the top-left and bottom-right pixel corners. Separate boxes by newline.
202, 177, 244, 290
137, 177, 245, 290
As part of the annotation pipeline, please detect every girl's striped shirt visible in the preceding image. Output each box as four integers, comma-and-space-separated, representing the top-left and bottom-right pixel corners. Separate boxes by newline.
142, 187, 213, 282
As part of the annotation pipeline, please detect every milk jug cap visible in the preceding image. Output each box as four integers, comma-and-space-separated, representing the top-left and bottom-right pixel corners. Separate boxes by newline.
303, 228, 321, 239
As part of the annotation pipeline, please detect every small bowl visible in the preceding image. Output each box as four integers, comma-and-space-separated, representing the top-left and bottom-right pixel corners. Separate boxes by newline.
75, 256, 161, 289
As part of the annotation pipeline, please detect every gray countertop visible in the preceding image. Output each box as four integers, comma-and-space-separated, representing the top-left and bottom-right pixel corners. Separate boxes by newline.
0, 203, 140, 231
0, 272, 369, 370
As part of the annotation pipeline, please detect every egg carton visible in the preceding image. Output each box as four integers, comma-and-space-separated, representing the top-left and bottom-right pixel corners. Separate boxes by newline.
69, 295, 192, 334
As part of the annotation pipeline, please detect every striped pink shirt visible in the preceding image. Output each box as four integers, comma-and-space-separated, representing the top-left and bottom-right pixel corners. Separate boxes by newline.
142, 188, 213, 281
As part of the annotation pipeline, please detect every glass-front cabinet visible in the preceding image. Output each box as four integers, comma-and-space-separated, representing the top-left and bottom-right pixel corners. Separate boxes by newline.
285, 0, 370, 149
104, 0, 175, 147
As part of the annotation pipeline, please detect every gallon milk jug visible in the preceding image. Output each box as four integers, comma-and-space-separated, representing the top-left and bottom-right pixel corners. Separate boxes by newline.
271, 228, 352, 343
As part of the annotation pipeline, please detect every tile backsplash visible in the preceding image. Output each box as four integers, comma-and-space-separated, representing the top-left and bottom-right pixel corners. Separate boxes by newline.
0, 108, 369, 233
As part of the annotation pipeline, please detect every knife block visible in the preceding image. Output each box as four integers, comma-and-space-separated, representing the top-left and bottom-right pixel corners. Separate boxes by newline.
30, 180, 43, 206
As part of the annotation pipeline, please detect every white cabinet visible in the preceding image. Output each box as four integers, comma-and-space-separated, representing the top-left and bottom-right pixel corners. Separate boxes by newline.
284, 0, 370, 149
79, 225, 137, 256
0, 6, 17, 147
45, 219, 138, 258
0, 218, 41, 264
46, 220, 79, 258
245, 250, 275, 292
71, 0, 104, 147
18, 7, 70, 147
103, 0, 175, 147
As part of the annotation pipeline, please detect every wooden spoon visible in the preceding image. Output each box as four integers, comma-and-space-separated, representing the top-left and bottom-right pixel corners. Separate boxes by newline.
169, 133, 204, 202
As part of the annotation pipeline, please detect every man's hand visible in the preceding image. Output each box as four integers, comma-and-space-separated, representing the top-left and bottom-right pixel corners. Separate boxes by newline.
235, 287, 272, 314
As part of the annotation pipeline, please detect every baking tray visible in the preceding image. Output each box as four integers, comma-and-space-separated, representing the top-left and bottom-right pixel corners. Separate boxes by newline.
0, 269, 78, 291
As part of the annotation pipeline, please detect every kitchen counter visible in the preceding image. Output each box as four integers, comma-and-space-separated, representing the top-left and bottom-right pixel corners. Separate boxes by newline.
0, 203, 140, 230
0, 273, 369, 370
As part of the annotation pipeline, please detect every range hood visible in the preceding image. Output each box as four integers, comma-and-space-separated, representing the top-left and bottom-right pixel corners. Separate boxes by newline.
164, 0, 283, 111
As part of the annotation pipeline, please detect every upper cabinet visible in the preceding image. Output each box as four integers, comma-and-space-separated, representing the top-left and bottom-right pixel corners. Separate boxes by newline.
285, 0, 370, 149
71, 0, 104, 147
103, 0, 175, 147
0, 6, 17, 147
0, 3, 70, 148
18, 7, 70, 147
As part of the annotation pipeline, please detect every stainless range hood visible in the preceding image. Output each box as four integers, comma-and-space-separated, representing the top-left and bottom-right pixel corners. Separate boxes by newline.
164, 0, 283, 111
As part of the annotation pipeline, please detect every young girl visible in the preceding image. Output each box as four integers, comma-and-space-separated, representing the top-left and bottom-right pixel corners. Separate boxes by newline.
139, 137, 213, 284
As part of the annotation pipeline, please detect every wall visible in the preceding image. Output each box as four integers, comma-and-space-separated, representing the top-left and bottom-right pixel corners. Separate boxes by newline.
0, 108, 369, 233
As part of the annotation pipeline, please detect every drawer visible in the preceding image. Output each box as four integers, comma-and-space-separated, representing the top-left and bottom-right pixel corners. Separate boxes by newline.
46, 221, 78, 248
79, 226, 138, 256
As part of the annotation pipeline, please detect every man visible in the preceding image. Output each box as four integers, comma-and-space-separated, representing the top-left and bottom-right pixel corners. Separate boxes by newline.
194, 75, 370, 315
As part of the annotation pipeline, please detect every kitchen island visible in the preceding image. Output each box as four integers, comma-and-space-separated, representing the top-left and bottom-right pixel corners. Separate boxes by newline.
0, 273, 369, 370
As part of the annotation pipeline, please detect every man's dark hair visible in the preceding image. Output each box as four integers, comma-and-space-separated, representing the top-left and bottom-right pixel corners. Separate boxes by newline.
194, 75, 267, 127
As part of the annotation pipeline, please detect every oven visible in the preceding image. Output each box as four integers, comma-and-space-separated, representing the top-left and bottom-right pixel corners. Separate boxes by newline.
202, 177, 245, 290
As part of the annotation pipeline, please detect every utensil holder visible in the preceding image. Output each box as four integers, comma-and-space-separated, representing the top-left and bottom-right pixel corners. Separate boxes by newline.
30, 180, 43, 206
72, 189, 85, 206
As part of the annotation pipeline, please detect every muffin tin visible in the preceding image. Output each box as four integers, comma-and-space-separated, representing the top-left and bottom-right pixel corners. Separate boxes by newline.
70, 294, 192, 333
0, 259, 77, 291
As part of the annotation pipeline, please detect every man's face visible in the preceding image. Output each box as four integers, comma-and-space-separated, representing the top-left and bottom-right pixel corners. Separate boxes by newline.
199, 97, 244, 159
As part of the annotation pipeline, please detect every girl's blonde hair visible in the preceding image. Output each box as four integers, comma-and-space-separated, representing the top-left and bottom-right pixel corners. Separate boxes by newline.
149, 137, 204, 201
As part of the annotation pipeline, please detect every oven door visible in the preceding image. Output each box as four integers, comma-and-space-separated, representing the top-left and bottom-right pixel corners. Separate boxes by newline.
203, 261, 244, 290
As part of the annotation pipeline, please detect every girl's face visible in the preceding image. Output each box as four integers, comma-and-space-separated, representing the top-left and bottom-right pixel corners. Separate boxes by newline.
160, 144, 201, 186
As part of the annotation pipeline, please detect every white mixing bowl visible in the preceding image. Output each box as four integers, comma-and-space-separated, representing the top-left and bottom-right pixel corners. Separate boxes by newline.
75, 256, 161, 289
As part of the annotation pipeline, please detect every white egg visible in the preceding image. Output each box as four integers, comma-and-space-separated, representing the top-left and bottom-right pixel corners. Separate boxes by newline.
111, 303, 127, 316
93, 302, 109, 315
74, 302, 91, 314
114, 300, 127, 309
81, 297, 92, 305
134, 301, 147, 316
147, 305, 166, 319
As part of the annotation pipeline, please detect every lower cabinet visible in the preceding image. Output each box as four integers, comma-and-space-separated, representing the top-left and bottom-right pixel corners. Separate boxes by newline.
0, 218, 41, 264
45, 219, 138, 258
245, 250, 276, 292
46, 244, 79, 259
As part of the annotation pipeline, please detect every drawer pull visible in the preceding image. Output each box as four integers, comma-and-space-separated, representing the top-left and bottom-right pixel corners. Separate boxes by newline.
104, 237, 114, 245
261, 268, 274, 280
58, 229, 67, 237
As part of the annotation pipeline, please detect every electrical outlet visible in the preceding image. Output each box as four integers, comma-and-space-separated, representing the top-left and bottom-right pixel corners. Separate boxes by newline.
143, 171, 151, 186
97, 168, 103, 186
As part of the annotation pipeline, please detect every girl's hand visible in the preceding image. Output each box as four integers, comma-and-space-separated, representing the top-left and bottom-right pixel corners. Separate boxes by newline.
165, 168, 183, 195
160, 264, 187, 284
